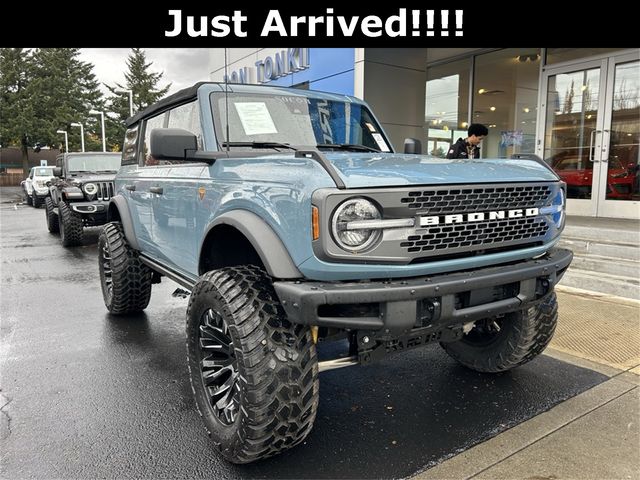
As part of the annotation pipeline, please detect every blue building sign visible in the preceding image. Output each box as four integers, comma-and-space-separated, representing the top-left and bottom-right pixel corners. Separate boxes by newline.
224, 48, 355, 96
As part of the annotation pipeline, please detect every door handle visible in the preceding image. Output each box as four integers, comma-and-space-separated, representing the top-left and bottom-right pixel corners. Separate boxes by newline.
589, 129, 601, 163
149, 186, 164, 195
124, 184, 136, 191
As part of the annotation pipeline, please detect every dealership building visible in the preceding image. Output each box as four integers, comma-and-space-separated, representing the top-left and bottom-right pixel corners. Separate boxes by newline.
209, 48, 639, 221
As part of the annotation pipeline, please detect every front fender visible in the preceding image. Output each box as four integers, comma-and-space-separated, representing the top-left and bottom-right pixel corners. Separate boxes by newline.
203, 210, 302, 279
61, 186, 84, 200
107, 195, 140, 251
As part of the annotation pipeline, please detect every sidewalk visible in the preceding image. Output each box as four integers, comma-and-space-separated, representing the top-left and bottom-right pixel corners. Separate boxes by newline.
415, 287, 640, 480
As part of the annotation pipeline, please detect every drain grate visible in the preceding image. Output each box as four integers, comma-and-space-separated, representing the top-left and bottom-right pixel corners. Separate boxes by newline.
552, 292, 640, 369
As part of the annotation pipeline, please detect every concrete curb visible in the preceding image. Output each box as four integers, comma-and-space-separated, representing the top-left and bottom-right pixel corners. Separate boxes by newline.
413, 378, 637, 480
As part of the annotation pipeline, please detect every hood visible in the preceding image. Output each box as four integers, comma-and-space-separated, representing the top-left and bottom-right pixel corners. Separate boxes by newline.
322, 153, 559, 188
67, 173, 117, 182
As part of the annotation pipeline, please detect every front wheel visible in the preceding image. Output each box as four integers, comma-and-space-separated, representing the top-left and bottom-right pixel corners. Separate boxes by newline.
186, 266, 319, 464
440, 292, 558, 373
45, 197, 59, 233
59, 202, 83, 247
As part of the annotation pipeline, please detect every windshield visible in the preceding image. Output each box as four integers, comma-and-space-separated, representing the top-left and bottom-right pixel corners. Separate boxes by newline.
67, 154, 121, 173
210, 92, 391, 152
33, 167, 54, 177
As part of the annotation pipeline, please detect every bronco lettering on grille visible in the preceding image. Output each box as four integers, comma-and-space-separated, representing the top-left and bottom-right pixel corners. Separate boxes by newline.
419, 208, 539, 226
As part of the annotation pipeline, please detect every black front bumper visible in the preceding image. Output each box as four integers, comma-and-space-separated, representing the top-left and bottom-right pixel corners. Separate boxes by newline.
274, 248, 573, 332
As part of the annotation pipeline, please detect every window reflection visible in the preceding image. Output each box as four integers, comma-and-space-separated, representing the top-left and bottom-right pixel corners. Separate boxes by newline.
607, 60, 639, 201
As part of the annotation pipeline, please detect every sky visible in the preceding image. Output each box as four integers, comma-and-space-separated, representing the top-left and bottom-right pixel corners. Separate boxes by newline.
78, 48, 211, 96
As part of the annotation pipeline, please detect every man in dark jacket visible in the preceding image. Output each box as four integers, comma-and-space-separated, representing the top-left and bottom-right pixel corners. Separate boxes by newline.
446, 123, 488, 159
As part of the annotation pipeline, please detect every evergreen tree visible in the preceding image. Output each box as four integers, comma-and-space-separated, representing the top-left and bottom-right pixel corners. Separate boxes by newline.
105, 48, 171, 151
1, 48, 36, 172
30, 48, 105, 152
1, 48, 105, 171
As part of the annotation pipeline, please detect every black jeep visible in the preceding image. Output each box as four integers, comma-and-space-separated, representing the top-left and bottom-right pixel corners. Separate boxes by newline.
46, 152, 121, 247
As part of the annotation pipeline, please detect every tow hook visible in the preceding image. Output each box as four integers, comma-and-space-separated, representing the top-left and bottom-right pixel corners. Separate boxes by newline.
462, 321, 475, 334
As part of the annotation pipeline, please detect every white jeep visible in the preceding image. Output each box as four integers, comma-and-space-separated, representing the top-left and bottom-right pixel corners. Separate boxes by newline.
22, 166, 55, 208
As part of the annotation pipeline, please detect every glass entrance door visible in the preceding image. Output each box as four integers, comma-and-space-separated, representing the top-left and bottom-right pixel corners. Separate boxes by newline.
539, 51, 640, 218
597, 54, 639, 218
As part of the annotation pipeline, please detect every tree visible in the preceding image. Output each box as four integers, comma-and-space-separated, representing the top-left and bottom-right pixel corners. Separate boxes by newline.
562, 80, 575, 114
0, 48, 36, 172
105, 48, 171, 151
30, 48, 105, 152
1, 48, 105, 170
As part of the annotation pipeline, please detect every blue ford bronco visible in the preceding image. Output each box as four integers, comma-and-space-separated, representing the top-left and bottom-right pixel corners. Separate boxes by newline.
99, 82, 572, 463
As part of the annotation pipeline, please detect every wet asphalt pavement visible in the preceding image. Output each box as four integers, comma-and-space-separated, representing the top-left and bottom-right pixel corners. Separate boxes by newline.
0, 193, 607, 479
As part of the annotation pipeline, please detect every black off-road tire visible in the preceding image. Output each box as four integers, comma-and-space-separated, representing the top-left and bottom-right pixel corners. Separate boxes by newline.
25, 191, 33, 206
45, 197, 59, 233
98, 222, 153, 314
441, 292, 558, 373
59, 202, 84, 247
186, 266, 319, 464
32, 194, 42, 208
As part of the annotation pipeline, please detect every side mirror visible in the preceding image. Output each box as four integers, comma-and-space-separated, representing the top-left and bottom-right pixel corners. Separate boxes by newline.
53, 167, 62, 177
150, 128, 197, 161
404, 138, 422, 154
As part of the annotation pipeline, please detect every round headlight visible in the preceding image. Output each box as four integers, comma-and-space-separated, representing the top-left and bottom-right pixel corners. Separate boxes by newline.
83, 183, 98, 195
331, 198, 382, 252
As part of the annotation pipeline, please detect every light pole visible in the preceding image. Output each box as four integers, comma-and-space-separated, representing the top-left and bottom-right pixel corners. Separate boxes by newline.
56, 130, 68, 153
115, 89, 134, 117
70, 122, 85, 152
89, 110, 106, 152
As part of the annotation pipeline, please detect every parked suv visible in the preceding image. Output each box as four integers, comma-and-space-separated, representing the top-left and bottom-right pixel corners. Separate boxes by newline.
22, 165, 55, 208
100, 82, 572, 463
46, 152, 121, 246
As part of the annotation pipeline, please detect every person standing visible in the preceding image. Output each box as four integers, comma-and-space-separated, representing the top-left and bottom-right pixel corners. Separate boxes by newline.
446, 124, 488, 159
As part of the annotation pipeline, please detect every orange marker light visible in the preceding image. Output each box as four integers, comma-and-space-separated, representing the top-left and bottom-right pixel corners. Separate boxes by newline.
312, 206, 320, 240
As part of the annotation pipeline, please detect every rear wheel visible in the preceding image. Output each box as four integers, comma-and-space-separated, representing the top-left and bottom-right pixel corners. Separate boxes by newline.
45, 197, 59, 233
440, 292, 558, 373
186, 266, 319, 464
98, 222, 152, 314
59, 202, 83, 247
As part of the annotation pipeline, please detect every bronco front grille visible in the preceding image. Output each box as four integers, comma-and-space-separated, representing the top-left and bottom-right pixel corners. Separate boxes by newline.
400, 217, 549, 254
314, 182, 560, 264
400, 185, 552, 215
96, 182, 114, 201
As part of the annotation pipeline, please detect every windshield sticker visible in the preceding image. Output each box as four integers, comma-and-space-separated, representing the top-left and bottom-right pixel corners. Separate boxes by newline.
365, 122, 377, 133
234, 102, 278, 135
372, 133, 390, 152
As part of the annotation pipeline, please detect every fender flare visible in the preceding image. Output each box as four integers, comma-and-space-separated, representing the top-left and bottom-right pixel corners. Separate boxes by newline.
203, 210, 302, 279
107, 195, 140, 251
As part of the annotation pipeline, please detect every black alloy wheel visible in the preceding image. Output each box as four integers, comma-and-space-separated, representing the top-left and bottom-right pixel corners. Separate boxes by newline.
197, 307, 239, 426
100, 240, 114, 304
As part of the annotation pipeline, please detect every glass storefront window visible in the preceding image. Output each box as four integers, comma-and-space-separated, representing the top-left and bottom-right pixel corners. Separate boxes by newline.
425, 59, 470, 157
472, 49, 541, 158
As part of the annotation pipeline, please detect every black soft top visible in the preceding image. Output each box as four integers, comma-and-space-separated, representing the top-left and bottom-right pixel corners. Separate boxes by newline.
125, 82, 207, 127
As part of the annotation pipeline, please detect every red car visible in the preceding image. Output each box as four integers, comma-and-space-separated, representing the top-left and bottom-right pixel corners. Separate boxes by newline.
552, 155, 636, 200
